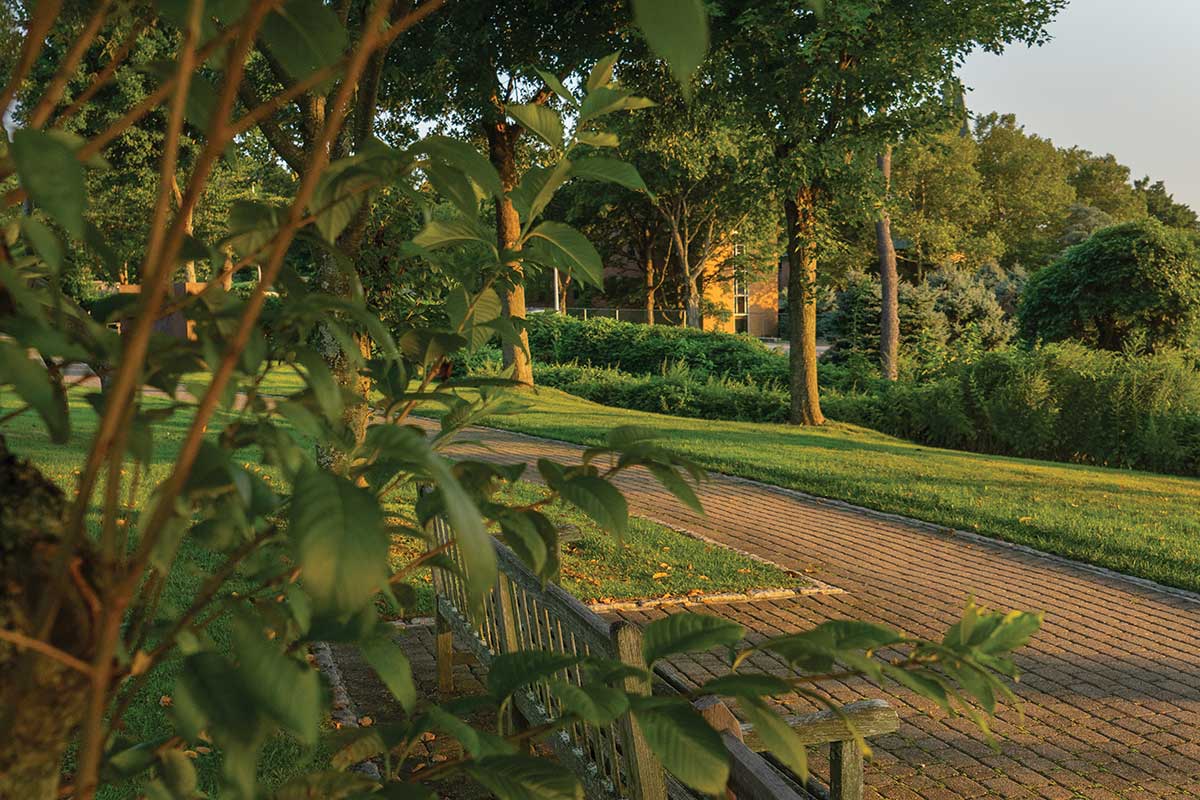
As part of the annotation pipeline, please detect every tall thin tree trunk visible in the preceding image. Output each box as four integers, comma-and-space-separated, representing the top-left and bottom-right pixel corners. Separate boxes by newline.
684, 278, 701, 328
785, 187, 825, 425
170, 174, 197, 283
487, 122, 534, 386
644, 249, 656, 325
877, 146, 899, 381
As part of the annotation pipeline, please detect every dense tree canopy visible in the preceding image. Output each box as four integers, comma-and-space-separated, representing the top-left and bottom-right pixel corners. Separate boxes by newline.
1020, 219, 1200, 352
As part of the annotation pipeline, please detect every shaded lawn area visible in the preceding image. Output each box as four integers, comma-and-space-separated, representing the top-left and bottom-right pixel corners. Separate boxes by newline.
387, 481, 794, 612
1, 386, 790, 796
469, 387, 1200, 593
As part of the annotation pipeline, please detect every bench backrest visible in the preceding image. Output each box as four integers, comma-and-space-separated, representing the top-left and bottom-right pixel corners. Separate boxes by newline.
428, 511, 667, 800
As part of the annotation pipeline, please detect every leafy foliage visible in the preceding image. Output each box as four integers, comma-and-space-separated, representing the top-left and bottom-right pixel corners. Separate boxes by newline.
1019, 219, 1200, 352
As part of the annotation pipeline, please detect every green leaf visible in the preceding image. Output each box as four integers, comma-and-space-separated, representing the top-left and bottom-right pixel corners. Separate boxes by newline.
978, 610, 1043, 655
225, 200, 286, 257
232, 615, 321, 745
645, 463, 703, 514
882, 665, 951, 713
586, 53, 620, 92
578, 87, 655, 122
525, 222, 603, 286
294, 348, 344, 425
465, 755, 582, 800
534, 68, 576, 107
289, 468, 389, 613
547, 681, 629, 725
632, 0, 709, 97
574, 131, 619, 148
569, 156, 648, 194
412, 217, 493, 251
329, 728, 385, 771
260, 0, 348, 81
311, 160, 379, 243
20, 217, 64, 273
632, 696, 729, 795
487, 651, 581, 702
558, 475, 628, 537
507, 103, 564, 149
360, 635, 417, 713
425, 707, 516, 758
0, 341, 68, 442
425, 161, 482, 217
415, 135, 503, 200
699, 673, 792, 698
642, 612, 743, 666
738, 698, 808, 779
158, 749, 198, 798
11, 129, 87, 239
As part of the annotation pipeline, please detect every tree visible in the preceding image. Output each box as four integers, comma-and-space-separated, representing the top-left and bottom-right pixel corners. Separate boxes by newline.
719, 0, 1064, 425
1062, 147, 1147, 223
974, 112, 1075, 269
876, 146, 900, 379
1020, 219, 1200, 352
392, 0, 630, 384
1135, 176, 1200, 231
890, 128, 1001, 277
610, 73, 777, 328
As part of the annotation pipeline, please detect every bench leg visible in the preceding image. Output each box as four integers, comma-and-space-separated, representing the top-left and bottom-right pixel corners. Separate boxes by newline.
829, 740, 863, 800
436, 610, 455, 698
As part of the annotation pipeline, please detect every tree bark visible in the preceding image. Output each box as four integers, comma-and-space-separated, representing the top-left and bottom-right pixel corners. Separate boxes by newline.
0, 438, 94, 800
644, 249, 656, 325
170, 174, 196, 283
784, 186, 825, 425
487, 121, 534, 386
876, 147, 899, 381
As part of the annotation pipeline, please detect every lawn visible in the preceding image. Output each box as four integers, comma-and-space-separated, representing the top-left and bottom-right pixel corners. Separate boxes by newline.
387, 481, 794, 612
470, 387, 1200, 593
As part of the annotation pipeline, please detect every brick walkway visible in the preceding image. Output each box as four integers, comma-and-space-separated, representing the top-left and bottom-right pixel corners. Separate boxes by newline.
432, 423, 1200, 800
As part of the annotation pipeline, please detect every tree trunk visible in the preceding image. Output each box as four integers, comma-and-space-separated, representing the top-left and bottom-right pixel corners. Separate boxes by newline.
0, 438, 95, 800
684, 279, 701, 328
784, 187, 825, 425
487, 121, 534, 386
644, 250, 656, 325
876, 147, 899, 382
171, 174, 197, 283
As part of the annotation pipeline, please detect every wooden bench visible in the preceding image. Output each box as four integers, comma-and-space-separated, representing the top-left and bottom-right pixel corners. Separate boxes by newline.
426, 509, 899, 800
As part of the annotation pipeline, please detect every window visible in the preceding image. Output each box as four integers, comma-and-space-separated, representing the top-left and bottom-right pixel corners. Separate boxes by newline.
732, 274, 748, 316
732, 243, 746, 257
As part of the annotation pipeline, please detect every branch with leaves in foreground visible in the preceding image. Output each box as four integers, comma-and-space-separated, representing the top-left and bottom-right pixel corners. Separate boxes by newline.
0, 2, 1037, 799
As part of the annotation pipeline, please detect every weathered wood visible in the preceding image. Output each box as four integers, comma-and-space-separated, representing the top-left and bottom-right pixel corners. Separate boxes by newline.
829, 740, 863, 800
723, 733, 811, 800
612, 622, 668, 800
695, 696, 743, 741
435, 608, 454, 697
739, 700, 899, 750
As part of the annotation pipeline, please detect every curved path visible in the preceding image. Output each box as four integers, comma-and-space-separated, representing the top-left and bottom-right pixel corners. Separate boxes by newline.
438, 422, 1200, 800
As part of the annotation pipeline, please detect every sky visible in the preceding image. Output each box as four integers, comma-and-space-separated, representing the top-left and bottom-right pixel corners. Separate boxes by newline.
959, 0, 1200, 210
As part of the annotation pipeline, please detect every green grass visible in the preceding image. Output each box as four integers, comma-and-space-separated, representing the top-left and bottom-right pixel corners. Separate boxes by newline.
386, 481, 793, 612
468, 387, 1200, 593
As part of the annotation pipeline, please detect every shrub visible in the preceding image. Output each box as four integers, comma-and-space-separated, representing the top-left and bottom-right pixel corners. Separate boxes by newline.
832, 343, 1200, 475
1019, 219, 1200, 352
533, 362, 790, 424
526, 313, 789, 385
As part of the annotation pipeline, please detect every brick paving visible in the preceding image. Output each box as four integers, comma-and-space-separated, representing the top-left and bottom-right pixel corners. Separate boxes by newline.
429, 422, 1200, 799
